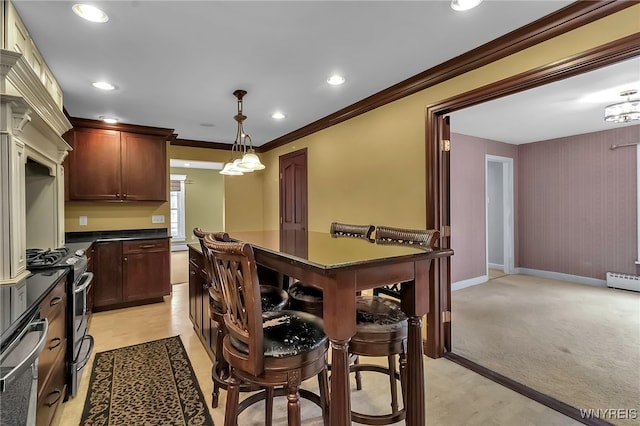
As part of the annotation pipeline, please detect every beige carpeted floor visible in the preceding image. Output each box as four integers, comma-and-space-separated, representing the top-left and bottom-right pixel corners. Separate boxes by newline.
452, 273, 640, 426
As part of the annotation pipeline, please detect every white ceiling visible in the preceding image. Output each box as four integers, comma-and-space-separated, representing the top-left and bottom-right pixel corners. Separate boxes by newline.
13, 1, 637, 148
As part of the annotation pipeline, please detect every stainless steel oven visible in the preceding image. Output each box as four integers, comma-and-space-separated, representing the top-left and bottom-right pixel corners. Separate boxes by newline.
25, 247, 94, 398
69, 270, 93, 397
0, 315, 48, 426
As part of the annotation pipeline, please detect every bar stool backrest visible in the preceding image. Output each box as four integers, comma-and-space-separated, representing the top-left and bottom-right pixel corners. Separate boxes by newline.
374, 226, 440, 250
203, 237, 265, 376
193, 228, 231, 307
330, 222, 375, 240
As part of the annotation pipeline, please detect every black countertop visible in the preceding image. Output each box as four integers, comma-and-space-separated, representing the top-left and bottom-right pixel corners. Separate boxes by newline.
0, 269, 68, 348
65, 228, 169, 244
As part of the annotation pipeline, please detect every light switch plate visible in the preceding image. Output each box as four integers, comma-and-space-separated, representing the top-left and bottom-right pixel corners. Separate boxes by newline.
79, 216, 88, 226
151, 215, 165, 224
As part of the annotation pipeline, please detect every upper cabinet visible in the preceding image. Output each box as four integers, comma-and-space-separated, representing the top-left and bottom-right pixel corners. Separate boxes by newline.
3, 1, 64, 109
64, 120, 172, 202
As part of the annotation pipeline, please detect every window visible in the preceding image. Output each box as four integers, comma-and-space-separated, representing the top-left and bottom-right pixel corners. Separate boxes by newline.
170, 174, 186, 241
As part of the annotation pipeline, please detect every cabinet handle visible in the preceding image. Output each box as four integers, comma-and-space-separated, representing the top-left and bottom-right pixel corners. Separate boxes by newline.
48, 337, 62, 350
123, 193, 127, 199
139, 244, 156, 249
116, 193, 120, 198
50, 296, 62, 307
124, 257, 127, 261
45, 389, 62, 407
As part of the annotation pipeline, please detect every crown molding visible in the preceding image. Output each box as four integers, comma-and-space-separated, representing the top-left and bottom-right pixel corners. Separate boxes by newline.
68, 116, 175, 139
1, 49, 72, 138
260, 1, 635, 152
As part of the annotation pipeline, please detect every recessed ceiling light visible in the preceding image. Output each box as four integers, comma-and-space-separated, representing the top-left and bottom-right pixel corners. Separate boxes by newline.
72, 4, 109, 23
451, 0, 483, 11
98, 116, 118, 124
271, 112, 286, 120
327, 75, 346, 86
184, 163, 191, 167
92, 81, 115, 90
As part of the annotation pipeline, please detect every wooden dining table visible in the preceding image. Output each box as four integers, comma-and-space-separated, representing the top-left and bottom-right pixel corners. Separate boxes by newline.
229, 230, 453, 426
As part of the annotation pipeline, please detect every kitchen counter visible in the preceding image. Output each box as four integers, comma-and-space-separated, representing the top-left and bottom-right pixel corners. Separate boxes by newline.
65, 228, 169, 244
0, 268, 68, 347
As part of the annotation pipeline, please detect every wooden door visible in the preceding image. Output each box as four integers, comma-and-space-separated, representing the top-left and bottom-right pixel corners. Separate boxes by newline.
279, 149, 308, 257
121, 132, 167, 201
67, 128, 121, 200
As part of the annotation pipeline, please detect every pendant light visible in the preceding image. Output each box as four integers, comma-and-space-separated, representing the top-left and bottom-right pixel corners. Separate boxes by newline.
220, 90, 265, 175
604, 89, 640, 123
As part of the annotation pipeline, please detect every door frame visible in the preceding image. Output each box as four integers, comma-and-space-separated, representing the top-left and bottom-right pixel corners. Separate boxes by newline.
485, 155, 515, 275
425, 34, 638, 425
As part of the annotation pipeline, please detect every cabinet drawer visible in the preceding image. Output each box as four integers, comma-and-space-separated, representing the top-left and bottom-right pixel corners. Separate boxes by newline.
39, 278, 66, 329
123, 238, 168, 254
36, 354, 66, 426
38, 306, 66, 387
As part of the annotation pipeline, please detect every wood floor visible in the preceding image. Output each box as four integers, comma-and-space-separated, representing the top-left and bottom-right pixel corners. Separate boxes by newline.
57, 283, 579, 426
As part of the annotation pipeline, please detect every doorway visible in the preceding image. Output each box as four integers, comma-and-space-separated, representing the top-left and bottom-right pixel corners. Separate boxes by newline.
485, 155, 514, 277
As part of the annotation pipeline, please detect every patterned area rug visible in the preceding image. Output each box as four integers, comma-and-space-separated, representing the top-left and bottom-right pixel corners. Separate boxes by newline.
80, 336, 214, 426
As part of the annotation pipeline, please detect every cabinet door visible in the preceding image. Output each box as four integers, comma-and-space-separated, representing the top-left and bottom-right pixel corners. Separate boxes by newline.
67, 128, 121, 200
122, 250, 170, 301
93, 242, 123, 308
121, 132, 166, 201
188, 247, 203, 334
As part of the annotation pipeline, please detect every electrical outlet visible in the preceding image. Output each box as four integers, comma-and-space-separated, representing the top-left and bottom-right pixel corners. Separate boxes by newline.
151, 215, 165, 224
79, 216, 88, 226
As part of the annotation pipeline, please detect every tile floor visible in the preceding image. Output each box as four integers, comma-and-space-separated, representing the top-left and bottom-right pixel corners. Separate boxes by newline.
57, 283, 579, 426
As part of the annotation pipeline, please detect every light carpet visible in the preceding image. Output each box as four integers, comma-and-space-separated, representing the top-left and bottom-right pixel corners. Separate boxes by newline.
452, 274, 640, 426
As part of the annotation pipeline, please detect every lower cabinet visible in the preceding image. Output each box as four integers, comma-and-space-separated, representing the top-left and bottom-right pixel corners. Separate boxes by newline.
93, 238, 170, 311
37, 274, 67, 426
188, 246, 215, 360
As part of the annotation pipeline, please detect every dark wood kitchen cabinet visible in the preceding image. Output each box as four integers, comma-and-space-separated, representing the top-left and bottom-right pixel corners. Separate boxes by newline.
92, 241, 123, 308
64, 124, 168, 202
122, 239, 170, 301
188, 246, 215, 360
93, 238, 170, 311
36, 274, 67, 426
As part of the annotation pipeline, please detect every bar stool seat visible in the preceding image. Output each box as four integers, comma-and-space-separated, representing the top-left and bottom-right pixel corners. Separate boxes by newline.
349, 295, 407, 425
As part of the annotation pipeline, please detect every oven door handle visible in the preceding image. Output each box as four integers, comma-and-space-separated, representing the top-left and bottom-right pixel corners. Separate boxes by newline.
74, 272, 94, 294
76, 335, 95, 371
0, 319, 48, 392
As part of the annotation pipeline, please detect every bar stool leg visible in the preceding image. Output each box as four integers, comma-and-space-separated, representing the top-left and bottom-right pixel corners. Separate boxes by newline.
265, 386, 275, 426
224, 374, 241, 426
387, 354, 399, 413
286, 385, 302, 426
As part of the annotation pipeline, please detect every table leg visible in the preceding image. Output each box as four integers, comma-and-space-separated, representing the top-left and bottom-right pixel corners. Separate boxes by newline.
406, 315, 425, 425
329, 338, 351, 426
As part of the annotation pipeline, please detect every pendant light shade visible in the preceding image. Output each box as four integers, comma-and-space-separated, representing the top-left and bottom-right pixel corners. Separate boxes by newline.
219, 89, 265, 176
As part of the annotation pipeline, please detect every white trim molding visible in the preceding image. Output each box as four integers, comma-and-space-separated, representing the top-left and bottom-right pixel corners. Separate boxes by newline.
452, 275, 488, 291
516, 268, 606, 287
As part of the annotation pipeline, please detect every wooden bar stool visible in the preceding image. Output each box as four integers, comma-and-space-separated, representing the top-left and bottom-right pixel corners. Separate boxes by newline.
194, 228, 289, 408
204, 237, 329, 426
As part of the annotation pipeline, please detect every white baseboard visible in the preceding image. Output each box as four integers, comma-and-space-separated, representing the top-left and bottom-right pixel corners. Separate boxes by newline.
516, 268, 606, 287
488, 263, 503, 270
452, 275, 488, 291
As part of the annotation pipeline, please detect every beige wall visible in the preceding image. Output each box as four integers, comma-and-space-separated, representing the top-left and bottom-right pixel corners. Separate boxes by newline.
256, 7, 639, 233
170, 167, 224, 245
64, 6, 639, 236
169, 145, 264, 232
65, 141, 171, 232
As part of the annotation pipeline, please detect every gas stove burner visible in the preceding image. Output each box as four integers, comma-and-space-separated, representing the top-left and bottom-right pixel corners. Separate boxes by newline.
26, 247, 70, 268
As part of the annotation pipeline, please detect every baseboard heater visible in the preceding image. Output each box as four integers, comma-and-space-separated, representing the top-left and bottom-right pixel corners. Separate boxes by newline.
606, 272, 640, 292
